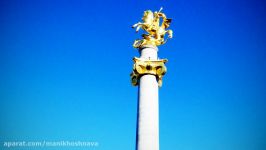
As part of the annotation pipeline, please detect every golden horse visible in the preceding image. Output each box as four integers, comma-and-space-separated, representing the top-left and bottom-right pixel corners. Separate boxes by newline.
132, 8, 173, 48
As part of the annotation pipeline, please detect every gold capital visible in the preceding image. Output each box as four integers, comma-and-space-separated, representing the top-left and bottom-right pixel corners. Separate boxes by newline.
130, 57, 167, 87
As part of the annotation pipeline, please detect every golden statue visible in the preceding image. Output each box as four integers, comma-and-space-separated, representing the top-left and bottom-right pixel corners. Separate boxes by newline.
132, 7, 173, 48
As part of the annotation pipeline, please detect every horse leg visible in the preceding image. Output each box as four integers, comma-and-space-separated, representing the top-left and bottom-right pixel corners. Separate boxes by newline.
132, 23, 139, 28
132, 22, 143, 28
132, 23, 144, 33
167, 30, 173, 38
136, 25, 142, 32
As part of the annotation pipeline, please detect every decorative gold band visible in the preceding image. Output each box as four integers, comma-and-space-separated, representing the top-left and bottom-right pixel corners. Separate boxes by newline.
130, 57, 167, 87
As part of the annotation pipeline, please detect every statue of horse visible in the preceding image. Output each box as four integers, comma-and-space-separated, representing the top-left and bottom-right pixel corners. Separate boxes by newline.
132, 7, 173, 48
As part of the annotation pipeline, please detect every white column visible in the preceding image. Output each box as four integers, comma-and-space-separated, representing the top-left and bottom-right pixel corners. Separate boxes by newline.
137, 45, 159, 150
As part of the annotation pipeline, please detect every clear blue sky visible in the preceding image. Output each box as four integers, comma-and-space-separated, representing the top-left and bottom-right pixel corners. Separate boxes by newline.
0, 0, 265, 150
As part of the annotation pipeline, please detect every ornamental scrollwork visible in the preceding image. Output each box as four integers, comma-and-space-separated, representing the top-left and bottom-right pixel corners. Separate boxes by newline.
130, 57, 167, 87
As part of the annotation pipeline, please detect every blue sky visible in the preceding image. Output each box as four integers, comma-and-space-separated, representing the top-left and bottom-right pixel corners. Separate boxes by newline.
0, 0, 265, 149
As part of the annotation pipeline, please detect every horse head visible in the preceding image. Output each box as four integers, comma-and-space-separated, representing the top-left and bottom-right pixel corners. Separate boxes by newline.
142, 10, 154, 25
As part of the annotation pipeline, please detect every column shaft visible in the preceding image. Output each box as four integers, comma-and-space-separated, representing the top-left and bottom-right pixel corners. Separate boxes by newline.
137, 46, 159, 150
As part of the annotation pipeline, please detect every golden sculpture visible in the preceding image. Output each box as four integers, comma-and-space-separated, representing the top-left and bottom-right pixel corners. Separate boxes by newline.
132, 7, 173, 48
130, 57, 167, 87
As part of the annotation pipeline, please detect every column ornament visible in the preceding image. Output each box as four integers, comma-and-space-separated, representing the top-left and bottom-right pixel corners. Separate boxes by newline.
130, 57, 167, 87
